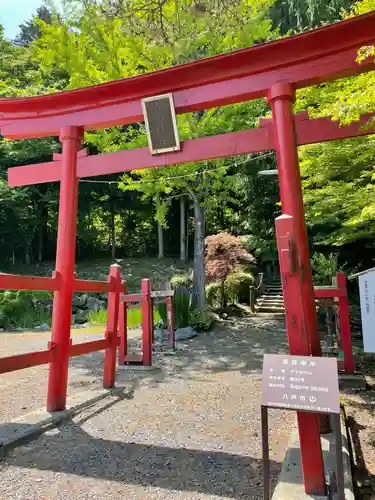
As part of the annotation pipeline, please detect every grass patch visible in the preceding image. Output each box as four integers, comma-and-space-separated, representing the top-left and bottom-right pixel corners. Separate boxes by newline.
88, 307, 161, 328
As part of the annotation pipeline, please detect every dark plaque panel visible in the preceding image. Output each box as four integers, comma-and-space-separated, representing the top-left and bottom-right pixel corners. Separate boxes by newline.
143, 96, 179, 153
261, 354, 340, 414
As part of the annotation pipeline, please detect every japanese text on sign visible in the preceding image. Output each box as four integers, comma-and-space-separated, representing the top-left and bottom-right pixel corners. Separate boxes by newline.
261, 354, 340, 414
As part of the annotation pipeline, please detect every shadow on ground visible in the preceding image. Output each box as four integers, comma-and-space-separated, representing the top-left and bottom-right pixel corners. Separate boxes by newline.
68, 315, 288, 393
2, 416, 281, 499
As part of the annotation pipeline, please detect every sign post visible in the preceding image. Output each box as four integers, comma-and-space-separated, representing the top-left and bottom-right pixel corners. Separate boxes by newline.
261, 354, 344, 500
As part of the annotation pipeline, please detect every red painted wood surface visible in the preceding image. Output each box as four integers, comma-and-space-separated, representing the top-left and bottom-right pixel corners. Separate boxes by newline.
336, 272, 355, 373
0, 13, 374, 138
118, 295, 128, 366
103, 265, 122, 388
69, 339, 109, 357
0, 273, 60, 291
0, 349, 52, 374
314, 288, 345, 299
73, 278, 115, 293
8, 113, 375, 187
47, 126, 83, 413
141, 279, 152, 366
276, 214, 326, 495
121, 293, 143, 303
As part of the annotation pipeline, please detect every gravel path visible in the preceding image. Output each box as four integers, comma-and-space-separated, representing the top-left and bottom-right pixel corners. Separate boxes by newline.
0, 315, 295, 499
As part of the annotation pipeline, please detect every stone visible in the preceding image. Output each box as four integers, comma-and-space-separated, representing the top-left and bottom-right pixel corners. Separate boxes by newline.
34, 323, 50, 332
154, 327, 166, 342
175, 326, 198, 341
74, 311, 89, 324
85, 297, 105, 312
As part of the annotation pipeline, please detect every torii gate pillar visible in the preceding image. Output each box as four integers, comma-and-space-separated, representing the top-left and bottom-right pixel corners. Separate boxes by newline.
268, 83, 325, 495
47, 126, 83, 412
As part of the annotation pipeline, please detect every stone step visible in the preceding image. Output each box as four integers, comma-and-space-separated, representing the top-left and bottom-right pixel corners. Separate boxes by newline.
258, 299, 284, 305
259, 296, 284, 302
256, 305, 285, 313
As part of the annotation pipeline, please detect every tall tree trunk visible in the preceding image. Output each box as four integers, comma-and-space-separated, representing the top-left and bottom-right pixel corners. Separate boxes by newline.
180, 195, 186, 261
110, 208, 116, 261
189, 189, 206, 312
156, 192, 164, 258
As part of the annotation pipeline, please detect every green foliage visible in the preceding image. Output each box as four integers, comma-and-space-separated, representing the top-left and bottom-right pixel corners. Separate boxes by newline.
88, 307, 161, 327
189, 309, 213, 332
87, 308, 108, 325
299, 136, 375, 246
0, 290, 52, 329
206, 282, 222, 308
311, 253, 340, 286
172, 288, 192, 329
205, 271, 254, 307
225, 271, 254, 304
155, 301, 167, 326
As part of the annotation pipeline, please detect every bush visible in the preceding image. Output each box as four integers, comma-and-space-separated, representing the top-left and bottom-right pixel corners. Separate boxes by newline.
189, 309, 213, 332
0, 290, 53, 329
225, 271, 254, 304
170, 274, 192, 329
311, 253, 340, 285
206, 282, 222, 308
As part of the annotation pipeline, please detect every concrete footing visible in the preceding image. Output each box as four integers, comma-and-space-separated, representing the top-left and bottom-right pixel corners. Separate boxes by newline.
272, 413, 354, 500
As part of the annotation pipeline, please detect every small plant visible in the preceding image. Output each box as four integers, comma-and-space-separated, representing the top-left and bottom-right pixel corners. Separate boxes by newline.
189, 309, 213, 331
88, 308, 108, 325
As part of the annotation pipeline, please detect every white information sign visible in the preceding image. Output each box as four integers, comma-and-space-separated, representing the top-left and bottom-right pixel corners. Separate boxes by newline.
359, 269, 375, 352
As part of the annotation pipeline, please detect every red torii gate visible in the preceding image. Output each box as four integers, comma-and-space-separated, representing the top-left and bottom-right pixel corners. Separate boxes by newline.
1, 12, 375, 495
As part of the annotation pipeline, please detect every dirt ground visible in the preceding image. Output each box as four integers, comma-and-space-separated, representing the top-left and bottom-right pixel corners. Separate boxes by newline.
341, 354, 375, 500
0, 315, 294, 500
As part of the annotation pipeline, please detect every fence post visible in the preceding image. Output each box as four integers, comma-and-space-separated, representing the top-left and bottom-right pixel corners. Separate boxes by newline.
336, 272, 355, 373
118, 282, 127, 365
275, 214, 325, 495
103, 264, 122, 388
141, 279, 152, 366
166, 296, 175, 348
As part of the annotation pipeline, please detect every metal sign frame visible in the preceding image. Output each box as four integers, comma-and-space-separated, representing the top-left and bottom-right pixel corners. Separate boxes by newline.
141, 93, 181, 155
261, 406, 345, 500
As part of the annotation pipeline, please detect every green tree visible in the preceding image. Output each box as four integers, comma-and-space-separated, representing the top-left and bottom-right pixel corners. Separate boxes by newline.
33, 0, 277, 311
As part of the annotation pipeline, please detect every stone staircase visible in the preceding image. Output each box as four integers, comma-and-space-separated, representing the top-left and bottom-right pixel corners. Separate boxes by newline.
255, 279, 285, 314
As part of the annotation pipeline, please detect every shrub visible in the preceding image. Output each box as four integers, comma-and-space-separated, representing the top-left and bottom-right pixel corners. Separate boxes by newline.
170, 274, 192, 329
189, 309, 213, 332
0, 290, 53, 329
225, 271, 254, 304
206, 282, 222, 308
205, 232, 255, 307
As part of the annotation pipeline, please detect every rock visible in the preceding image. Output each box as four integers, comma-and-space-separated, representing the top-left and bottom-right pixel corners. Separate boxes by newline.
34, 323, 50, 332
175, 326, 198, 341
74, 311, 89, 324
85, 297, 105, 311
154, 327, 166, 342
